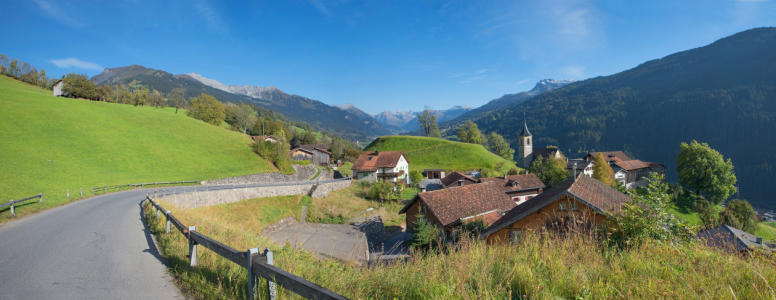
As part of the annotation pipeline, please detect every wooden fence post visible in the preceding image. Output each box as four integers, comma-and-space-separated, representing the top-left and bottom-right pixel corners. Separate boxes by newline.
166, 211, 171, 234
189, 226, 198, 267
10, 200, 14, 215
247, 247, 260, 299
264, 248, 276, 300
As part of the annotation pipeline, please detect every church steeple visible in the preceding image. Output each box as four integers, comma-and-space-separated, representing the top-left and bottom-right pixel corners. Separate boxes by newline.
519, 122, 532, 137
517, 114, 533, 169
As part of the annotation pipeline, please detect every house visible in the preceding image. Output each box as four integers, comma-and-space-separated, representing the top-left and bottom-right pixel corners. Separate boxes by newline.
583, 151, 632, 164
440, 171, 479, 188
481, 175, 632, 244
52, 80, 64, 97
516, 122, 563, 168
418, 179, 443, 192
567, 159, 594, 177
697, 224, 774, 253
399, 182, 517, 236
612, 159, 667, 189
290, 144, 331, 166
351, 151, 410, 184
425, 169, 446, 179
479, 174, 545, 205
251, 135, 280, 143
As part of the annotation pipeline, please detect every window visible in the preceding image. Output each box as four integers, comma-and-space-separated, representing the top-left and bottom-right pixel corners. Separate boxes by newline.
570, 201, 578, 211
526, 196, 533, 200
559, 201, 567, 211
512, 196, 521, 203
527, 139, 531, 146
368, 157, 373, 161
509, 230, 522, 243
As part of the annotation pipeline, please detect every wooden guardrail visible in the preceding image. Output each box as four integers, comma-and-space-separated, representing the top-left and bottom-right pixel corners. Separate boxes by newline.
92, 180, 201, 194
145, 195, 349, 300
1, 194, 42, 215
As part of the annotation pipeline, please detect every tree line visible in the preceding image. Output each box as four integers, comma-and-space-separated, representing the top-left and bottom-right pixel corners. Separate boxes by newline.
0, 54, 53, 92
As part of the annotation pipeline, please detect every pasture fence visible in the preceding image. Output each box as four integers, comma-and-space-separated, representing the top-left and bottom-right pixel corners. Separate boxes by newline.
92, 180, 201, 194
0, 194, 42, 215
144, 195, 349, 300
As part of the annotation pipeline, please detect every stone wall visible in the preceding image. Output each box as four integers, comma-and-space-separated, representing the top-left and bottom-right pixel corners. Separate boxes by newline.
202, 165, 316, 185
161, 184, 313, 209
356, 216, 391, 248
311, 179, 352, 198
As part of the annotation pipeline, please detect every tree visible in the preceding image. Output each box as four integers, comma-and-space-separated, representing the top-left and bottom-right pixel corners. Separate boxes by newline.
132, 86, 148, 106
187, 93, 226, 125
168, 88, 186, 114
38, 69, 48, 92
486, 132, 515, 160
417, 106, 440, 138
457, 120, 482, 144
410, 214, 440, 249
148, 90, 164, 108
676, 140, 737, 204
96, 85, 113, 102
592, 153, 616, 187
345, 148, 361, 162
717, 209, 742, 231
507, 167, 519, 175
409, 170, 423, 186
728, 199, 757, 234
528, 155, 568, 187
234, 103, 257, 134
62, 73, 97, 99
695, 199, 719, 228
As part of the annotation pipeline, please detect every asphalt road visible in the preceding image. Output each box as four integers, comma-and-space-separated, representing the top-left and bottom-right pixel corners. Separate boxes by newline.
0, 189, 182, 300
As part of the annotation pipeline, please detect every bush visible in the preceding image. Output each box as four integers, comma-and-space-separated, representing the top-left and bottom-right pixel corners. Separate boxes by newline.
507, 167, 519, 175
253, 139, 294, 174
292, 160, 310, 165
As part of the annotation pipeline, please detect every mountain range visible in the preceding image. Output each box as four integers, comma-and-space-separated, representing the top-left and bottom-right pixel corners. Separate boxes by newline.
373, 105, 475, 133
471, 27, 776, 209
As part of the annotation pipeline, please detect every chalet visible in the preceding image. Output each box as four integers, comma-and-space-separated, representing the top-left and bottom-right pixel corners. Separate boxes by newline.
440, 171, 478, 188
481, 175, 632, 244
52, 80, 64, 97
290, 144, 331, 166
697, 224, 774, 253
251, 135, 280, 143
583, 151, 632, 164
479, 174, 545, 205
612, 160, 667, 189
516, 122, 563, 168
351, 151, 410, 184
425, 169, 446, 179
399, 182, 516, 235
567, 159, 594, 177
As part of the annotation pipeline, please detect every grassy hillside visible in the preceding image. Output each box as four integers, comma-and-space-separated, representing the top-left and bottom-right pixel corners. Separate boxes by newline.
0, 76, 275, 222
364, 136, 519, 174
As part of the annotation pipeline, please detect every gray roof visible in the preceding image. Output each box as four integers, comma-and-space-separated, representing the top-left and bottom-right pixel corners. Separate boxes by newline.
567, 159, 593, 170
418, 179, 443, 192
697, 224, 771, 252
519, 123, 532, 137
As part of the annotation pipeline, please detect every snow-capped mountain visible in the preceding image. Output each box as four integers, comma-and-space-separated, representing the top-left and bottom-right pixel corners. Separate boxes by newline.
180, 73, 281, 99
374, 105, 475, 132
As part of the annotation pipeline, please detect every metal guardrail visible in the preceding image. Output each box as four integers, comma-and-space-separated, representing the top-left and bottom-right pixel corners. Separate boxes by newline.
1, 194, 42, 215
92, 180, 201, 194
145, 196, 349, 300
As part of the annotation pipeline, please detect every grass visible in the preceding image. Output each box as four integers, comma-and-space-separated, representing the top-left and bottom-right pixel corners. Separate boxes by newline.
364, 136, 520, 174
0, 76, 276, 222
144, 183, 404, 299
337, 161, 353, 177
669, 193, 776, 241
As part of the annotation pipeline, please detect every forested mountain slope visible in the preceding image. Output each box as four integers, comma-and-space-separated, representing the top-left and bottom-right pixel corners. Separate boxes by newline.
476, 27, 776, 208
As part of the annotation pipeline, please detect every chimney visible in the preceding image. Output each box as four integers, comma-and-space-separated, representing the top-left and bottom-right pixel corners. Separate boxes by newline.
458, 180, 464, 187
503, 173, 507, 180
757, 236, 763, 244
375, 150, 379, 155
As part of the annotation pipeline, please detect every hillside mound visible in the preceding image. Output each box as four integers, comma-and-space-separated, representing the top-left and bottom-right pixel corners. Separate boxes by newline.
363, 136, 518, 174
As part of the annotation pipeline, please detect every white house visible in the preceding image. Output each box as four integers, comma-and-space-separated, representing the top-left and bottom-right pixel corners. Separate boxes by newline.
52, 80, 64, 97
351, 151, 410, 184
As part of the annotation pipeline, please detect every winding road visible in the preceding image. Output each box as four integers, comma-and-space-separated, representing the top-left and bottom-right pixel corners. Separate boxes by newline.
0, 178, 350, 299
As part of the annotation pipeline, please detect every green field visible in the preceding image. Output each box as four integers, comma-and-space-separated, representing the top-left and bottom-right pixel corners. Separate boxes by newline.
0, 76, 275, 222
363, 135, 519, 174
670, 203, 776, 241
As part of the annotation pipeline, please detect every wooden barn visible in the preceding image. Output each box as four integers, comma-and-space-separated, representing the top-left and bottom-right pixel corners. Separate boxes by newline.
290, 144, 331, 166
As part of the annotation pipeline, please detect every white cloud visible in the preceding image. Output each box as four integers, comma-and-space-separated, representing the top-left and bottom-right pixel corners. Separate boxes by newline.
309, 0, 334, 17
50, 58, 104, 71
514, 79, 531, 85
559, 65, 586, 78
32, 0, 84, 27
196, 0, 228, 34
474, 69, 488, 74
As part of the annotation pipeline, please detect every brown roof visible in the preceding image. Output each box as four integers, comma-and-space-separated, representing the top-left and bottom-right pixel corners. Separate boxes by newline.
532, 148, 561, 160
290, 147, 314, 155
351, 151, 408, 171
313, 147, 332, 155
586, 151, 632, 162
613, 159, 649, 171
477, 210, 504, 226
481, 175, 632, 237
399, 182, 516, 228
440, 171, 478, 187
479, 174, 546, 192
299, 144, 327, 151
646, 162, 664, 169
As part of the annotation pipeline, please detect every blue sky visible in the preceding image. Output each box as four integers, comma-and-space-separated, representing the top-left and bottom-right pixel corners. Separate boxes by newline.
3, 0, 775, 114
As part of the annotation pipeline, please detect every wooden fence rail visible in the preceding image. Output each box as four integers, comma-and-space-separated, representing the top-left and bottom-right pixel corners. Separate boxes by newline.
145, 196, 349, 300
92, 180, 201, 194
1, 193, 42, 215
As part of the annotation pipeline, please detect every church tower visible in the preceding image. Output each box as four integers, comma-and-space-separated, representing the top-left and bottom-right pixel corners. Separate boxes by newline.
517, 122, 533, 168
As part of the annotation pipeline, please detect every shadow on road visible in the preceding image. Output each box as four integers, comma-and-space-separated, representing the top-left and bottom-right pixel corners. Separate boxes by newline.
138, 201, 168, 265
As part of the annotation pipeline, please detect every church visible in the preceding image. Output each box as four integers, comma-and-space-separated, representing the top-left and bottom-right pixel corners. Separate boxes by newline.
516, 122, 563, 169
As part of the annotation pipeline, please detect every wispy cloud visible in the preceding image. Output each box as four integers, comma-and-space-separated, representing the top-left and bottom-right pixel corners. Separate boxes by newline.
559, 65, 586, 78
474, 69, 488, 74
32, 0, 84, 27
50, 58, 104, 70
309, 0, 334, 17
515, 79, 531, 85
196, 0, 228, 34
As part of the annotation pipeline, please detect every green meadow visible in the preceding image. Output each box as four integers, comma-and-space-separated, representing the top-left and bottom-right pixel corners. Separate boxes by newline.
364, 135, 520, 174
0, 76, 275, 222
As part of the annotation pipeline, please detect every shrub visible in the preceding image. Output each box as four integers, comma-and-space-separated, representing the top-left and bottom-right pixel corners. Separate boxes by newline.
507, 167, 519, 175
253, 139, 294, 174
291, 160, 310, 165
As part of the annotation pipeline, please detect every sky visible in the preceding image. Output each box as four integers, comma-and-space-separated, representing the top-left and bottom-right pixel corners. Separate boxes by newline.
3, 0, 775, 114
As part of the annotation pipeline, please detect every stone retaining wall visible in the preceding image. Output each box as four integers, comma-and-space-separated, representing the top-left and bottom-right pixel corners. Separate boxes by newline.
202, 165, 316, 185
357, 216, 391, 248
161, 184, 313, 209
311, 180, 352, 198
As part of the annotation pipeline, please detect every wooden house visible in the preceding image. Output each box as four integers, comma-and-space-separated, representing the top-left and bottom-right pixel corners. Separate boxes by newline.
425, 169, 446, 179
440, 171, 478, 188
290, 144, 331, 166
479, 174, 545, 205
481, 175, 632, 244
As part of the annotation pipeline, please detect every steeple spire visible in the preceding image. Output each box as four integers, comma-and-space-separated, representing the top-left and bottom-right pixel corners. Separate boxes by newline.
519, 113, 532, 137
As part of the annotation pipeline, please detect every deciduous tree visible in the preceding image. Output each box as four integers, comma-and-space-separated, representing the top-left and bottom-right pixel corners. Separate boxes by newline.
592, 153, 616, 187
457, 120, 482, 144
728, 199, 757, 234
62, 73, 97, 99
187, 93, 225, 125
168, 88, 186, 114
417, 106, 440, 138
528, 155, 568, 187
676, 140, 737, 204
485, 132, 515, 160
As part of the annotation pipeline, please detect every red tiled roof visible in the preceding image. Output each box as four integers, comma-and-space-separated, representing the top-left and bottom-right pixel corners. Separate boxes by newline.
586, 151, 632, 162
351, 151, 407, 171
477, 210, 504, 226
400, 182, 516, 228
482, 175, 632, 237
479, 174, 545, 192
440, 171, 478, 187
613, 159, 649, 171
646, 162, 664, 169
